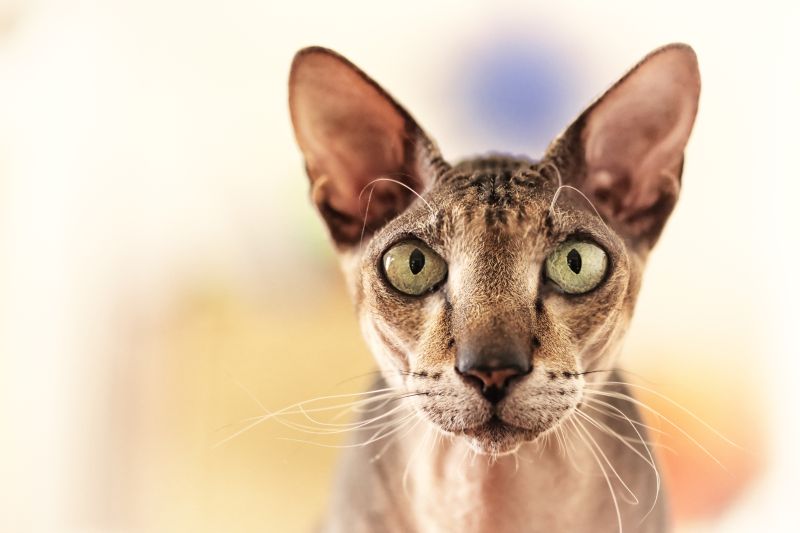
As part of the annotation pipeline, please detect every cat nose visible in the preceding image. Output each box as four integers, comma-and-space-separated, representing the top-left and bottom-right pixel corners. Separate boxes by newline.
458, 365, 529, 403
456, 346, 532, 404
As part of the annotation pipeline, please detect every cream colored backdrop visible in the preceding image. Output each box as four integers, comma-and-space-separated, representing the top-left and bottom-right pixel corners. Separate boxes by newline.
0, 1, 797, 532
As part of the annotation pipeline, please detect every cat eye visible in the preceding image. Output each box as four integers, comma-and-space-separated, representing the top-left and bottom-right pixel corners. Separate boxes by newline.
545, 240, 608, 294
382, 240, 447, 296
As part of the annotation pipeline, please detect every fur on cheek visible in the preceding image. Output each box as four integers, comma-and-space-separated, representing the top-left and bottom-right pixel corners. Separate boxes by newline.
499, 364, 584, 433
360, 314, 412, 377
410, 373, 491, 432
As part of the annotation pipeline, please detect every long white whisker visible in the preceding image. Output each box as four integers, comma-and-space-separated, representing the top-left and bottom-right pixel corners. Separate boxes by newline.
560, 420, 587, 474
278, 414, 419, 450
361, 412, 416, 447
544, 162, 611, 234
358, 183, 377, 252
571, 418, 622, 533
584, 389, 727, 469
260, 387, 403, 418
214, 387, 405, 447
296, 395, 420, 428
581, 397, 672, 440
403, 423, 432, 497
228, 374, 270, 412
574, 413, 640, 505
268, 416, 407, 437
576, 409, 657, 470
586, 381, 741, 449
580, 402, 662, 524
583, 400, 678, 456
214, 414, 274, 448
290, 403, 410, 435
358, 177, 434, 213
216, 391, 403, 431
371, 413, 422, 463
334, 395, 400, 420
554, 425, 567, 458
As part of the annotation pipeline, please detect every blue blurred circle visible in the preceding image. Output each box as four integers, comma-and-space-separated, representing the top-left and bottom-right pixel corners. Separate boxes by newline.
456, 35, 576, 152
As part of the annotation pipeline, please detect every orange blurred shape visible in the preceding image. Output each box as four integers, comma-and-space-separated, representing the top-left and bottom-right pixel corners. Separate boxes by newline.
633, 360, 765, 523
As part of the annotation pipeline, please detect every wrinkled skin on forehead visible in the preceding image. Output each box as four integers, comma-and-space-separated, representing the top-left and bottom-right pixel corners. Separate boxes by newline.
352, 157, 638, 454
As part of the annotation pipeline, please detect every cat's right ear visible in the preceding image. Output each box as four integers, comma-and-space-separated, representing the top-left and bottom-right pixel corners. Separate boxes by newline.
549, 44, 701, 251
289, 47, 443, 248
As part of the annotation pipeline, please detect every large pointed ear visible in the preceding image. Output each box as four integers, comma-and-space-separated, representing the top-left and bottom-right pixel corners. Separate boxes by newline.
289, 47, 444, 248
549, 44, 700, 250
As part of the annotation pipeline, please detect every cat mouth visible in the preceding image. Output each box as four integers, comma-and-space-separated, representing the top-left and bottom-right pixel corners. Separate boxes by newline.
461, 415, 535, 453
464, 415, 524, 435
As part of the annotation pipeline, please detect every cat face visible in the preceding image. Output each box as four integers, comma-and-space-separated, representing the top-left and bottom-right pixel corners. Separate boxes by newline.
289, 45, 700, 455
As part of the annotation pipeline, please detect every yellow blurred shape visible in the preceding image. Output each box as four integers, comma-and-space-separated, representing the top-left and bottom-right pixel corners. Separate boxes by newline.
127, 278, 372, 532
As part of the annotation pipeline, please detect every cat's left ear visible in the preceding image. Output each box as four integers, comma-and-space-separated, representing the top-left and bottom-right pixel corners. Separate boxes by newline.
289, 47, 443, 248
551, 44, 700, 250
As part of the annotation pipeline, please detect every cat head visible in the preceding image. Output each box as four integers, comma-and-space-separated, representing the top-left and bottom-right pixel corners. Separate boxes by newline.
289, 44, 700, 455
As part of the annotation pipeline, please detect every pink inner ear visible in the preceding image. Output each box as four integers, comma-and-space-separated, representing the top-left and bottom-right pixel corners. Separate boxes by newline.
581, 47, 700, 233
290, 51, 410, 221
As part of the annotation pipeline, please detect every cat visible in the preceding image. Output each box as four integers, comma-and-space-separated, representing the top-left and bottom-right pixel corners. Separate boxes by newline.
289, 43, 700, 533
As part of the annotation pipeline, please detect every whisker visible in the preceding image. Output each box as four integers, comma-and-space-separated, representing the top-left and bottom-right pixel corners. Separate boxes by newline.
544, 162, 611, 234
277, 414, 420, 450
358, 177, 434, 213
581, 400, 675, 453
267, 416, 407, 437
586, 381, 741, 449
214, 387, 408, 446
581, 397, 672, 439
361, 412, 418, 449
574, 369, 659, 385
560, 421, 587, 474
275, 386, 404, 406
403, 423, 432, 497
553, 425, 568, 459
579, 402, 663, 524
358, 183, 377, 252
228, 373, 270, 412
575, 409, 658, 470
570, 418, 623, 533
290, 403, 410, 435
575, 407, 665, 524
583, 389, 727, 470
574, 414, 640, 506
298, 392, 427, 427
331, 394, 402, 421
329, 368, 428, 389
370, 413, 421, 463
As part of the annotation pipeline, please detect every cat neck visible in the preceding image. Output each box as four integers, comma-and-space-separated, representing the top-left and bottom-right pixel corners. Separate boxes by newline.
389, 384, 665, 533
398, 423, 573, 532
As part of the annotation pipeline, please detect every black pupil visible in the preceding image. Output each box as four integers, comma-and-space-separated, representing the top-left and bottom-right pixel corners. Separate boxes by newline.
409, 248, 425, 275
567, 249, 582, 274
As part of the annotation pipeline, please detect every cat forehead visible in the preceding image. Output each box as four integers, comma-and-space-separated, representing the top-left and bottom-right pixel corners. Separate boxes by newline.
366, 155, 619, 258
435, 157, 553, 208
423, 157, 559, 233
367, 158, 568, 250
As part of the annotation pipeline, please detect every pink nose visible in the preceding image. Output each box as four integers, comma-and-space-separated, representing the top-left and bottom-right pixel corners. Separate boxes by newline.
461, 367, 524, 390
456, 362, 530, 404
455, 336, 533, 403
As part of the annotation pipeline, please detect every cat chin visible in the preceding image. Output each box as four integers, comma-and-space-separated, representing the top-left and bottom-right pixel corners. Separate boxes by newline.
464, 437, 523, 457
460, 418, 539, 456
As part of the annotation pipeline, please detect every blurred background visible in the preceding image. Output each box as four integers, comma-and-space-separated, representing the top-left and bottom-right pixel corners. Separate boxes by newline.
0, 0, 797, 531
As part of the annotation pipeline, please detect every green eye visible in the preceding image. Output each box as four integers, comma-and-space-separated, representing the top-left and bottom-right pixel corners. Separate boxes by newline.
545, 240, 608, 294
382, 240, 447, 296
